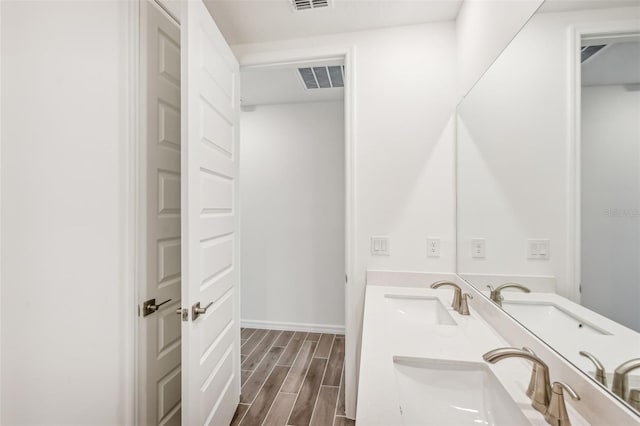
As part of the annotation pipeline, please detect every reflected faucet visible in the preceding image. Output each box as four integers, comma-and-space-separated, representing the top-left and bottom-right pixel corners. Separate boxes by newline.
483, 347, 551, 413
487, 283, 531, 306
612, 358, 640, 402
430, 281, 462, 312
579, 351, 607, 386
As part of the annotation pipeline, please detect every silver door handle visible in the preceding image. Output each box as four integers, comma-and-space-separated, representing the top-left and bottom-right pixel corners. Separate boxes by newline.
192, 301, 214, 321
142, 298, 172, 317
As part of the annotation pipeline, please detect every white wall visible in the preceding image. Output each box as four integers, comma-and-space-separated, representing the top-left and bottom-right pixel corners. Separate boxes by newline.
581, 84, 640, 332
233, 22, 457, 416
240, 101, 345, 330
456, 0, 543, 97
456, 7, 640, 299
1, 2, 132, 424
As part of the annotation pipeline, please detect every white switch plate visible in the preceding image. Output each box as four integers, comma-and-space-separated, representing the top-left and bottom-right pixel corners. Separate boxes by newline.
427, 238, 440, 258
528, 239, 550, 260
471, 238, 486, 259
370, 236, 390, 256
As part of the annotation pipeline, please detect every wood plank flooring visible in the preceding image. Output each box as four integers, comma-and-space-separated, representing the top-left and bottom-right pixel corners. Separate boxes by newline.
231, 328, 354, 426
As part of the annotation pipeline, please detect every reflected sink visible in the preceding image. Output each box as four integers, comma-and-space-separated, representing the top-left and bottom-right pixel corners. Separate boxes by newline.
393, 357, 529, 425
502, 301, 611, 336
384, 294, 457, 326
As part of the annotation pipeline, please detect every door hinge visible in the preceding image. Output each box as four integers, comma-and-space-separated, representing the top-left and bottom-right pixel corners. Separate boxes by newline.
345, 274, 348, 284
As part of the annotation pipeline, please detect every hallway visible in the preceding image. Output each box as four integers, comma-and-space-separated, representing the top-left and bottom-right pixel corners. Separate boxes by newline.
231, 329, 353, 426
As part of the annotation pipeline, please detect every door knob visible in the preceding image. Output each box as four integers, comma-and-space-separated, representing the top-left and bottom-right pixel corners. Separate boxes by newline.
142, 298, 172, 317
192, 301, 214, 321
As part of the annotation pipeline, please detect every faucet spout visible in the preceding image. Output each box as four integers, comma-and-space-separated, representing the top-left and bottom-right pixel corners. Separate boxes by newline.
579, 351, 607, 386
430, 281, 462, 311
487, 282, 531, 306
612, 358, 640, 401
483, 347, 551, 413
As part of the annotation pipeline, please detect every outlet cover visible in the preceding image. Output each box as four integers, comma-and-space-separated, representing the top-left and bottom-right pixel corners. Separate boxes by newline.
427, 238, 441, 258
528, 239, 550, 260
471, 238, 486, 259
371, 236, 390, 256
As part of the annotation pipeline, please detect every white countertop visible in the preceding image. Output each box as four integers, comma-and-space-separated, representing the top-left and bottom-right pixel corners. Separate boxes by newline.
356, 284, 589, 426
494, 291, 640, 388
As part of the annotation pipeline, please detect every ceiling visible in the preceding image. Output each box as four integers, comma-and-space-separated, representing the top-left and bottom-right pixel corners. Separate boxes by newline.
582, 40, 640, 86
204, 0, 463, 46
241, 59, 345, 106
538, 0, 640, 13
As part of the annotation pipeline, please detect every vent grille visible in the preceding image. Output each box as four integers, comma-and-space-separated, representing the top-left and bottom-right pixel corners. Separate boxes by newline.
291, 0, 329, 11
581, 45, 606, 63
298, 66, 344, 89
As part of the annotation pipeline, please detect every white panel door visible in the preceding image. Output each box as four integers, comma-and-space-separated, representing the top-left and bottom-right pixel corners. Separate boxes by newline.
140, 2, 182, 425
181, 1, 241, 425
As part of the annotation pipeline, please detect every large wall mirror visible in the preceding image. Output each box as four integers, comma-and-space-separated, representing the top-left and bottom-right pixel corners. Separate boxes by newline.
457, 0, 640, 415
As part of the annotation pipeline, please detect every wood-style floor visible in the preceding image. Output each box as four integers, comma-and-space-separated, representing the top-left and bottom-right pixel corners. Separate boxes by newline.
231, 328, 354, 426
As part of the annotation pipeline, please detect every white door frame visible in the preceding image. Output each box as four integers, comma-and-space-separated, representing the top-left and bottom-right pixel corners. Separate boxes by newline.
126, 1, 183, 425
567, 20, 640, 304
126, 8, 359, 422
239, 47, 357, 419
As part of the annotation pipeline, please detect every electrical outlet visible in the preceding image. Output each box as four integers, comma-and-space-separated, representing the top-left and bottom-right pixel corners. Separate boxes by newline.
471, 238, 486, 259
370, 236, 390, 256
528, 239, 550, 260
427, 238, 441, 258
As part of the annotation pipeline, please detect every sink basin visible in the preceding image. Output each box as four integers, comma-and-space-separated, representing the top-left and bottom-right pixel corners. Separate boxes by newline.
384, 294, 457, 326
393, 356, 529, 425
502, 301, 611, 336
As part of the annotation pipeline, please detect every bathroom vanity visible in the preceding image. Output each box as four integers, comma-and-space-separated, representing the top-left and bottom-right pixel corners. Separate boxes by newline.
356, 272, 638, 425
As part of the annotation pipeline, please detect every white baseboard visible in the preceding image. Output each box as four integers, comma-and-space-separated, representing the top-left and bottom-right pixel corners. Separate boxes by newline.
241, 319, 345, 335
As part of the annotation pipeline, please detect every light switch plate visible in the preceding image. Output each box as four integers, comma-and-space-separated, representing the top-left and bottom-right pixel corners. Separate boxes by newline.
371, 236, 390, 256
427, 238, 441, 258
528, 239, 550, 260
471, 238, 486, 259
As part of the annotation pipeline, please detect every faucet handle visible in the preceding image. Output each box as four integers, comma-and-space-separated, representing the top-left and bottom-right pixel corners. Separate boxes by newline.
459, 293, 473, 315
487, 284, 503, 305
544, 382, 580, 426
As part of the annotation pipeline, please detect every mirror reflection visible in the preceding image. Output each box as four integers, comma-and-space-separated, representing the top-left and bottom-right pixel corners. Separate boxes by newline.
456, 0, 640, 414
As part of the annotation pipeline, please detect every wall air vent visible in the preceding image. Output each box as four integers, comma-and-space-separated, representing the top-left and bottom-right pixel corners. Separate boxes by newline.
581, 45, 606, 63
298, 66, 344, 89
291, 0, 330, 11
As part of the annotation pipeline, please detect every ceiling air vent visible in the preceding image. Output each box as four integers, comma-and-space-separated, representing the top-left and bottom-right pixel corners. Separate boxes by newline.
291, 0, 329, 11
298, 66, 344, 89
581, 45, 606, 63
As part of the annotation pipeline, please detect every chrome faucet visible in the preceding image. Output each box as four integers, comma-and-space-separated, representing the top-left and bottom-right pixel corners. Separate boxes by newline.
430, 281, 462, 312
612, 358, 640, 402
579, 351, 607, 386
487, 282, 531, 306
483, 347, 551, 413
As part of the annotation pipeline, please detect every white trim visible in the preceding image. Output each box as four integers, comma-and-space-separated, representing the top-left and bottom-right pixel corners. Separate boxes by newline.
0, 2, 3, 420
241, 319, 345, 335
155, 0, 180, 23
125, 1, 141, 425
568, 19, 640, 303
343, 46, 358, 421
238, 46, 357, 419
